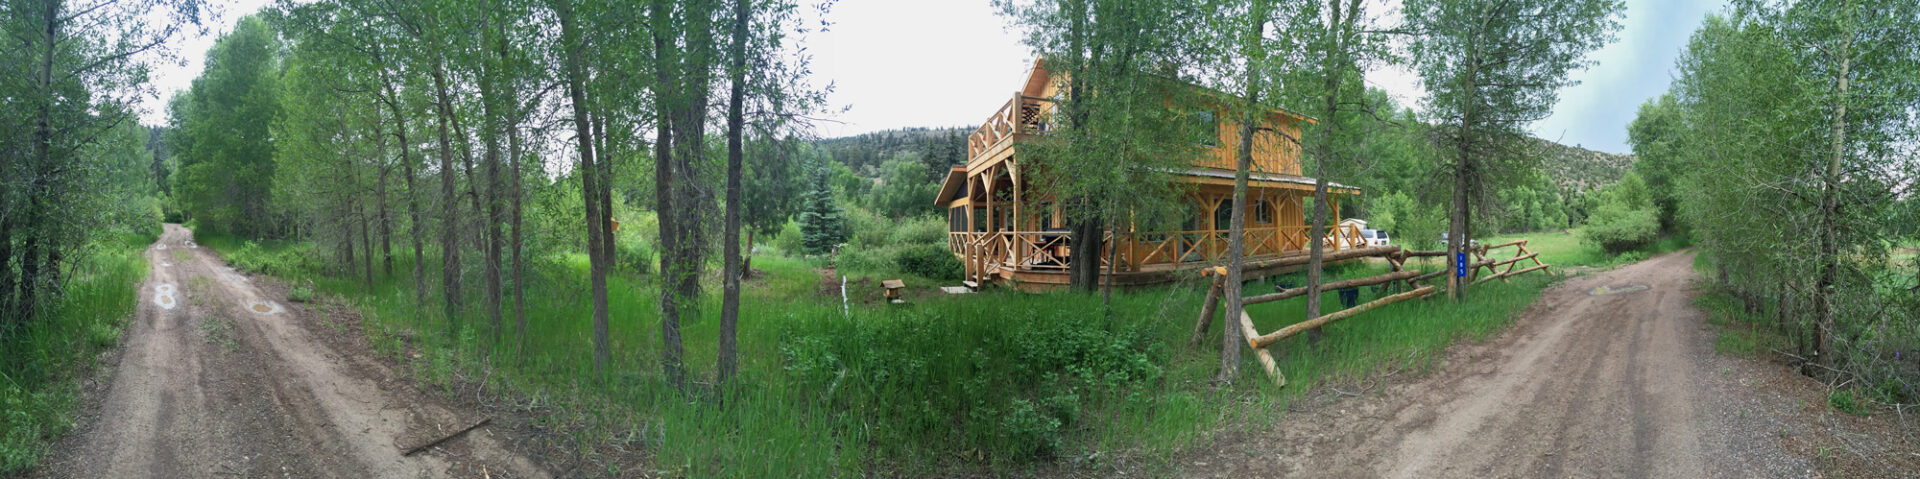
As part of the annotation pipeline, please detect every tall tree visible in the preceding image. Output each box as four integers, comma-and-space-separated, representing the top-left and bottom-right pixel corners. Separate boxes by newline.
1402, 0, 1623, 299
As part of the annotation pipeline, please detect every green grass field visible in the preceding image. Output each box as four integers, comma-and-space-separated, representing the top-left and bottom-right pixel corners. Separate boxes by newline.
199, 230, 1575, 476
1482, 229, 1693, 268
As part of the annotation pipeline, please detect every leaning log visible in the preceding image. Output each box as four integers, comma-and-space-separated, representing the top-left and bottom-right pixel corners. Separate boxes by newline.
1473, 264, 1551, 285
1483, 239, 1528, 250
1238, 311, 1285, 387
1490, 252, 1540, 268
1189, 274, 1225, 347
1243, 270, 1422, 306
1396, 249, 1450, 258
1249, 286, 1436, 349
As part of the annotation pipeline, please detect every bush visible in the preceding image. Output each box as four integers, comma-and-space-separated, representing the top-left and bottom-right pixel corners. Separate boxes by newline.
614, 238, 656, 276
1580, 202, 1659, 253
893, 244, 962, 281
775, 220, 805, 256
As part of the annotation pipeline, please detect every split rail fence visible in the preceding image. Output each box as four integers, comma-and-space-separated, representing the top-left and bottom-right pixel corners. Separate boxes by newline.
1188, 240, 1553, 386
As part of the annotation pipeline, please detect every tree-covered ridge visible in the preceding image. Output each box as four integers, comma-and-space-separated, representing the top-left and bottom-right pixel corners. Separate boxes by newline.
1531, 137, 1636, 192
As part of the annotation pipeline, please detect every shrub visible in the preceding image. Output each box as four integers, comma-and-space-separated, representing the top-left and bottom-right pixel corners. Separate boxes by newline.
775, 220, 805, 256
614, 238, 656, 275
891, 215, 947, 245
893, 244, 962, 281
1580, 203, 1659, 253
288, 285, 316, 303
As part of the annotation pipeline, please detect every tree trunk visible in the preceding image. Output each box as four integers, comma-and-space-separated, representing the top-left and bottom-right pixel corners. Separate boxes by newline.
1304, 0, 1355, 342
481, 18, 506, 341
1812, 39, 1850, 371
1220, 4, 1268, 383
648, 0, 686, 385
379, 74, 427, 306
431, 61, 463, 333
555, 0, 610, 377
717, 0, 750, 385
375, 116, 394, 279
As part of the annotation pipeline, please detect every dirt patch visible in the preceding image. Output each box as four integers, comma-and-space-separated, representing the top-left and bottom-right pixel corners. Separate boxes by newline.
1176, 250, 1917, 478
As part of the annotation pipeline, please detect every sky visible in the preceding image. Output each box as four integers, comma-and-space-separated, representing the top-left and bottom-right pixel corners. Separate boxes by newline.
147, 0, 1726, 155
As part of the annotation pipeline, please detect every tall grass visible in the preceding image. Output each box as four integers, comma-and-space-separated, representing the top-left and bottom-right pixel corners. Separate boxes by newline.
200, 229, 1560, 476
1484, 229, 1692, 268
1, 233, 152, 473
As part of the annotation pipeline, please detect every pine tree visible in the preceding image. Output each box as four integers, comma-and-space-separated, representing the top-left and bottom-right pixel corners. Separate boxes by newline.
798, 158, 848, 256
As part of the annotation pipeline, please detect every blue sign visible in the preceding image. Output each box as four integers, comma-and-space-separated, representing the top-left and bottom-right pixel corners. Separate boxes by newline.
1456, 252, 1467, 277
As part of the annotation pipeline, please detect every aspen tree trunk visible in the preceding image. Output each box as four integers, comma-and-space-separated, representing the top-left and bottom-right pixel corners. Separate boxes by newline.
555, 0, 611, 376
376, 118, 394, 279
378, 73, 427, 306
1813, 38, 1850, 371
644, 0, 687, 385
718, 0, 750, 385
430, 60, 465, 335
480, 13, 506, 340
1221, 3, 1269, 383
1304, 0, 1357, 339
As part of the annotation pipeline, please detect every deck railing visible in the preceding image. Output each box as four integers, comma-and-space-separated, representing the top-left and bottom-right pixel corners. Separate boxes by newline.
952, 224, 1366, 281
967, 94, 1056, 160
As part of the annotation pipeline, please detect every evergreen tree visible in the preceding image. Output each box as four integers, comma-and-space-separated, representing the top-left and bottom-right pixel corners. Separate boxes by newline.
798, 157, 848, 255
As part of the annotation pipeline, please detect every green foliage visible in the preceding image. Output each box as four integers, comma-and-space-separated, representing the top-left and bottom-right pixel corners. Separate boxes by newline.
1827, 390, 1865, 416
892, 244, 962, 281
868, 159, 941, 219
1580, 173, 1660, 253
168, 16, 284, 238
289, 284, 316, 303
0, 239, 148, 474
798, 158, 850, 255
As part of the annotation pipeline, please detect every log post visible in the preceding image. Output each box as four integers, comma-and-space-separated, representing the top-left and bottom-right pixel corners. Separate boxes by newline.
1238, 311, 1284, 387
1190, 271, 1225, 347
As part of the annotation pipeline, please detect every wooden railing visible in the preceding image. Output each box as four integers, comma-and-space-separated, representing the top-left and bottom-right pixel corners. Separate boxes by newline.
950, 224, 1368, 281
967, 94, 1056, 159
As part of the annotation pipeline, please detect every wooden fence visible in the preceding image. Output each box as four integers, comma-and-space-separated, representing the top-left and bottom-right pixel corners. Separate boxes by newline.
1189, 239, 1554, 387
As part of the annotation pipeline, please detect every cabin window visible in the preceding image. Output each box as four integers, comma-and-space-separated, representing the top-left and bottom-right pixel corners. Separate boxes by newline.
1213, 199, 1233, 231
949, 207, 967, 233
973, 207, 987, 233
1253, 200, 1274, 225
1190, 111, 1219, 147
1035, 202, 1056, 230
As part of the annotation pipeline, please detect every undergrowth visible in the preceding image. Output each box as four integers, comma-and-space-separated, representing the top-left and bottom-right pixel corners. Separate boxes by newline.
0, 233, 152, 473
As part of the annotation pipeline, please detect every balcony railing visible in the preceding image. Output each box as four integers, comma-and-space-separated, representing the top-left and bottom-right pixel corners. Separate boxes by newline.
951, 224, 1367, 282
968, 94, 1056, 160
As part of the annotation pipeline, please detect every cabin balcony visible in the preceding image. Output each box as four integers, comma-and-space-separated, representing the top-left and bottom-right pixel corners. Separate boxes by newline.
967, 94, 1056, 163
948, 224, 1367, 289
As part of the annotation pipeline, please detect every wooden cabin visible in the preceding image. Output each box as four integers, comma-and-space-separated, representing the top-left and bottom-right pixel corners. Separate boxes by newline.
937, 58, 1364, 290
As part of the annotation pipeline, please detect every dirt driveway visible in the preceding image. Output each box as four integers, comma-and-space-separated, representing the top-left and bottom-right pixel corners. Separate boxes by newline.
1185, 250, 1832, 478
27, 224, 549, 479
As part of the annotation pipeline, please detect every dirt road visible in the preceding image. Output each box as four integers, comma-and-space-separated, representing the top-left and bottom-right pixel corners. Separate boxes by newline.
1187, 250, 1819, 478
28, 224, 549, 479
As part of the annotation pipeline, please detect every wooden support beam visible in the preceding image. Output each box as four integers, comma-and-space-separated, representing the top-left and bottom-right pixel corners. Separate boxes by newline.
1398, 249, 1450, 258
1249, 286, 1436, 349
1483, 239, 1528, 250
1238, 311, 1285, 387
1243, 270, 1422, 306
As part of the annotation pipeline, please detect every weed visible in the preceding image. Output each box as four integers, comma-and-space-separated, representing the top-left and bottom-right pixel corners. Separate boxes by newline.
289, 284, 316, 303
199, 315, 240, 352
1827, 390, 1866, 416
170, 250, 192, 263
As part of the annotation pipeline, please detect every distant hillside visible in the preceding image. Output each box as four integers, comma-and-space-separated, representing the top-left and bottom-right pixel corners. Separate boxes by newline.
815, 126, 973, 176
1533, 138, 1635, 192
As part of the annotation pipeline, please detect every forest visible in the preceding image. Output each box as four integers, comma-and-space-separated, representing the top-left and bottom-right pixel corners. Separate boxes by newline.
2, 0, 1916, 476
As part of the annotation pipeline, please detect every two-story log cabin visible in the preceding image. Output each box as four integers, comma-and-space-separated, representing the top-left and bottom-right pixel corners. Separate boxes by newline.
937, 58, 1365, 290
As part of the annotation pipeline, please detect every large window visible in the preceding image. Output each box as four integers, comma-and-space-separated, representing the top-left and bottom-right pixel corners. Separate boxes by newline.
1253, 200, 1274, 225
949, 207, 967, 233
1213, 199, 1232, 231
